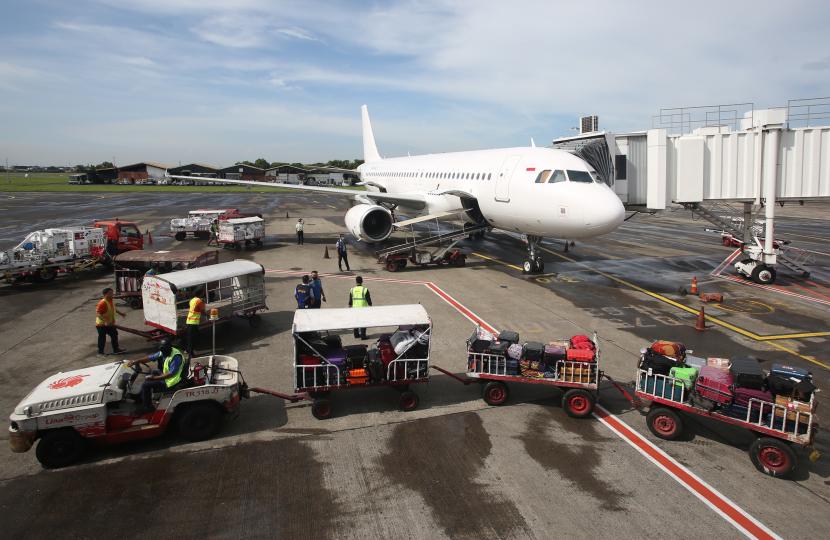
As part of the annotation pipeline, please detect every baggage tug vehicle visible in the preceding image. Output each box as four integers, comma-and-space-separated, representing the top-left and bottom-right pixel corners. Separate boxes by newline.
9, 356, 242, 468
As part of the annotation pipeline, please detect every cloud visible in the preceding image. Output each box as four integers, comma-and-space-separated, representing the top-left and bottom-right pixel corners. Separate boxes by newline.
276, 27, 318, 41
803, 56, 830, 71
0, 62, 44, 91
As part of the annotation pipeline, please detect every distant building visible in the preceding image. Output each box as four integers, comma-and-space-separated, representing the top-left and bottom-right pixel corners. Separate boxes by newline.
117, 162, 170, 183
219, 164, 265, 181
305, 166, 360, 186
167, 163, 219, 177
265, 164, 308, 184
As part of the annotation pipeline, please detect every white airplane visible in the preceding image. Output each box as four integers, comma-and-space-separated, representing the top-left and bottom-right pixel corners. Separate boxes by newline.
168, 105, 625, 273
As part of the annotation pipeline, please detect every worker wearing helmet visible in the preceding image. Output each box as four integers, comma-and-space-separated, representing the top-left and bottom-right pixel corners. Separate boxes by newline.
185, 290, 205, 358
127, 339, 186, 413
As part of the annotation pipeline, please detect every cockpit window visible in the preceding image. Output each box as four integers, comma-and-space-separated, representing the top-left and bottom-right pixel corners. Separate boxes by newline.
534, 170, 552, 183
567, 170, 593, 183
550, 170, 566, 183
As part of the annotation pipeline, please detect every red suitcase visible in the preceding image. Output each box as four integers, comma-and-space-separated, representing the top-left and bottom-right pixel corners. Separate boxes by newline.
566, 348, 595, 363
569, 335, 595, 351
733, 387, 772, 407
694, 366, 734, 406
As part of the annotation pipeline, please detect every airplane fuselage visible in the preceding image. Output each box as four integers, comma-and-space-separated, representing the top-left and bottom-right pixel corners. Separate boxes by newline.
357, 146, 625, 239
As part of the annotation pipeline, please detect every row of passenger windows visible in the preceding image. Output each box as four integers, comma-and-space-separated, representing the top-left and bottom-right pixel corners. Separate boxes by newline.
366, 171, 493, 181
534, 169, 597, 184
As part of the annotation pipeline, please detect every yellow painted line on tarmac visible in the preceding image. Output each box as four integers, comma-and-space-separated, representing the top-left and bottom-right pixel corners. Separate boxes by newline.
472, 251, 523, 271
756, 331, 830, 340
536, 245, 830, 370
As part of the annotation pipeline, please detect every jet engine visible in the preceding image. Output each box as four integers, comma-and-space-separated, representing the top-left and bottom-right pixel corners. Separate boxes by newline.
344, 204, 393, 242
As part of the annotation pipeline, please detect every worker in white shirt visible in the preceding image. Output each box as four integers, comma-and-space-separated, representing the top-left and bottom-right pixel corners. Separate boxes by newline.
295, 218, 304, 245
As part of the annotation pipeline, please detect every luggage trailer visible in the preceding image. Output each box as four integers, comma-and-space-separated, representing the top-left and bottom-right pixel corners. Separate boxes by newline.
633, 368, 818, 478
464, 331, 601, 418
289, 305, 433, 419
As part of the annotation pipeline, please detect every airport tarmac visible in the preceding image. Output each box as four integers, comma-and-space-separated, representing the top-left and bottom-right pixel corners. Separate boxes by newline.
0, 192, 828, 539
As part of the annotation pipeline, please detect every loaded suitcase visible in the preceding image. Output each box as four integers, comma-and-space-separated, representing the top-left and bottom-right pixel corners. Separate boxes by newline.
488, 341, 511, 356
669, 366, 699, 390
566, 348, 595, 363
639, 373, 684, 401
693, 366, 734, 408
729, 356, 766, 390
343, 344, 369, 369
684, 355, 706, 370
346, 368, 369, 386
468, 328, 494, 353
522, 342, 545, 362
544, 344, 566, 363
650, 340, 686, 360
570, 335, 595, 351
640, 349, 684, 375
769, 363, 811, 381
498, 330, 520, 344
507, 343, 523, 360
733, 387, 773, 407
323, 334, 343, 350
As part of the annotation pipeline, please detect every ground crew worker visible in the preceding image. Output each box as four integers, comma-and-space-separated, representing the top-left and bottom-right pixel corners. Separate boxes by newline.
309, 270, 326, 308
96, 287, 126, 356
296, 218, 304, 245
185, 290, 205, 358
208, 219, 219, 246
348, 276, 372, 338
336, 234, 350, 271
127, 339, 185, 413
295, 275, 312, 308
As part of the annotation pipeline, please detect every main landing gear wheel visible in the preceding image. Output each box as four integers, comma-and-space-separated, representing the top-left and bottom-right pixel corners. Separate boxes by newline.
562, 389, 595, 418
36, 428, 86, 469
385, 259, 398, 272
646, 407, 684, 440
311, 398, 332, 420
482, 381, 508, 406
749, 437, 796, 478
399, 391, 419, 411
522, 258, 544, 274
751, 264, 776, 285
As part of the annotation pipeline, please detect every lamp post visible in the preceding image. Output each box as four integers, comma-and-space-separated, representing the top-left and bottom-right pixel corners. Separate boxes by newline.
210, 307, 219, 355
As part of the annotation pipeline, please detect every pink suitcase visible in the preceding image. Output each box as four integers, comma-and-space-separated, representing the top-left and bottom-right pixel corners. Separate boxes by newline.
733, 387, 772, 407
694, 366, 734, 406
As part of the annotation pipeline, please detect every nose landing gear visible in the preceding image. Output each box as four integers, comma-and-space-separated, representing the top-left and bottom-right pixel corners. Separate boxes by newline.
523, 235, 544, 274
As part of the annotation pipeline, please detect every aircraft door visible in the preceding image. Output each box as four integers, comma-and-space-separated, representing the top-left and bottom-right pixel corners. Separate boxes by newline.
495, 155, 520, 202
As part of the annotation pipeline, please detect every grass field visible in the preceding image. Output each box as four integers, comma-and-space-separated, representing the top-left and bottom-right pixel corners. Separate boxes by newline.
0, 173, 365, 193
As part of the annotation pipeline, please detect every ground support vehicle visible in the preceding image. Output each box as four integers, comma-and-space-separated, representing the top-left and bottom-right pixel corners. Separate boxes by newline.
9, 355, 243, 468
93, 219, 144, 255
376, 213, 483, 272
465, 330, 601, 418
169, 209, 240, 241
118, 260, 267, 340
218, 216, 265, 250
113, 249, 219, 308
633, 366, 819, 479
291, 305, 432, 419
1, 227, 108, 283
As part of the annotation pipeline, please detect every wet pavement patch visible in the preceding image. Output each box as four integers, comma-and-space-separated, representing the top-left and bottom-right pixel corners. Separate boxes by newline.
0, 438, 338, 540
518, 404, 628, 511
378, 412, 531, 538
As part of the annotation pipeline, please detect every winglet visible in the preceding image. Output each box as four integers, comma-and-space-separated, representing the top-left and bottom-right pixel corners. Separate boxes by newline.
361, 105, 381, 162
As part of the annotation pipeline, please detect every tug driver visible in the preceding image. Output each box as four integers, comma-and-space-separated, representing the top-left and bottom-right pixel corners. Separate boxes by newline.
127, 339, 186, 413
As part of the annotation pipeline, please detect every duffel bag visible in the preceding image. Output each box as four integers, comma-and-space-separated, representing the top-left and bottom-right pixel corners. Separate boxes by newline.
650, 340, 686, 360
570, 334, 595, 351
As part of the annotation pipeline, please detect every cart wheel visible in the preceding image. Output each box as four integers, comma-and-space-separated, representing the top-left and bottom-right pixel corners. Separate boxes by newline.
646, 407, 684, 440
177, 402, 222, 442
482, 381, 508, 406
562, 389, 595, 418
36, 428, 86, 469
311, 398, 332, 420
399, 391, 419, 411
196, 231, 210, 240
749, 437, 797, 478
128, 297, 143, 309
174, 232, 186, 241
385, 259, 398, 272
398, 260, 407, 269
255, 239, 263, 247
34, 268, 57, 282
248, 314, 262, 328
234, 242, 242, 252
453, 256, 466, 267
245, 240, 252, 247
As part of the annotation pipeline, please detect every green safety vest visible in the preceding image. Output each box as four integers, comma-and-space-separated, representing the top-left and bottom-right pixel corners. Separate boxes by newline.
163, 347, 186, 388
350, 286, 368, 308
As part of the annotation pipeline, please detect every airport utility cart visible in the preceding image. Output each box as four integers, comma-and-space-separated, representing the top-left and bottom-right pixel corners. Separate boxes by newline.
218, 216, 265, 250
113, 249, 219, 308
126, 259, 267, 339
634, 343, 819, 478
9, 355, 243, 468
292, 305, 432, 419
376, 212, 477, 272
1, 226, 108, 283
170, 209, 238, 241
466, 327, 600, 418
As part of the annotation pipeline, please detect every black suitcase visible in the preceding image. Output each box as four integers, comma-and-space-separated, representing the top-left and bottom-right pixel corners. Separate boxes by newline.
366, 349, 383, 382
344, 344, 368, 369
523, 341, 544, 362
729, 356, 766, 390
468, 328, 492, 353
323, 334, 343, 350
488, 341, 511, 356
498, 330, 520, 344
639, 349, 684, 375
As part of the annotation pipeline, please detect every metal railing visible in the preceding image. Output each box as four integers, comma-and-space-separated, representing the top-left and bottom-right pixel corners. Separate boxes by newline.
467, 352, 598, 385
787, 97, 830, 128
652, 102, 754, 136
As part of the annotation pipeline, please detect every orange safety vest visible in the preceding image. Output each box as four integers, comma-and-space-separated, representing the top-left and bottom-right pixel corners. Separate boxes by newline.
96, 297, 115, 326
186, 297, 204, 325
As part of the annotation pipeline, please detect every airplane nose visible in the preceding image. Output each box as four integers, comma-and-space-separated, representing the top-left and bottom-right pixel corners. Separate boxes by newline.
584, 186, 625, 233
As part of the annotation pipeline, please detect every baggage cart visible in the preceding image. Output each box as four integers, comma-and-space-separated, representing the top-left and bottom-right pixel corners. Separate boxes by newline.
376, 212, 480, 272
466, 327, 601, 418
170, 209, 240, 241
1, 226, 108, 283
218, 216, 265, 250
633, 357, 819, 479
291, 305, 432, 419
112, 249, 219, 308
120, 260, 267, 340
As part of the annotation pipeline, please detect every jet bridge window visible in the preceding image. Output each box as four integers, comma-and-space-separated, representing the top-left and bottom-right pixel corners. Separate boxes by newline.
550, 170, 566, 183
534, 170, 552, 183
566, 170, 593, 183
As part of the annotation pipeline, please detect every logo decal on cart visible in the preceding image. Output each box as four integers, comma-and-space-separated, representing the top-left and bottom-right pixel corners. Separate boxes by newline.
48, 375, 89, 389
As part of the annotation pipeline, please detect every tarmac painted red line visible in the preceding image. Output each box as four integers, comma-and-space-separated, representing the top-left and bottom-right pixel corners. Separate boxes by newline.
264, 268, 426, 285
715, 273, 830, 307
782, 279, 830, 302
593, 405, 781, 540
711, 248, 743, 276
425, 282, 497, 334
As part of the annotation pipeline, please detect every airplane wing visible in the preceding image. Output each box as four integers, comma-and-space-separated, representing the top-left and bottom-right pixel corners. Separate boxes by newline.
166, 175, 427, 210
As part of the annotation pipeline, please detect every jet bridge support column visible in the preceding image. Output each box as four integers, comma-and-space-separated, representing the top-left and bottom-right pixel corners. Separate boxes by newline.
742, 202, 753, 244
761, 128, 780, 266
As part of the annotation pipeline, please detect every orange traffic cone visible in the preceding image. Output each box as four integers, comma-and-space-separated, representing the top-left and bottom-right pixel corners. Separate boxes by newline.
324, 246, 330, 259
695, 306, 706, 332
690, 276, 699, 295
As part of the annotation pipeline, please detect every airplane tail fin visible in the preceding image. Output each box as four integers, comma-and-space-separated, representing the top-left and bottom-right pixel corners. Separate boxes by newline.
361, 105, 381, 162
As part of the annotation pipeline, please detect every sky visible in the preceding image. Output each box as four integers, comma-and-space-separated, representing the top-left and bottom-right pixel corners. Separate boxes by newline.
1, 0, 829, 166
